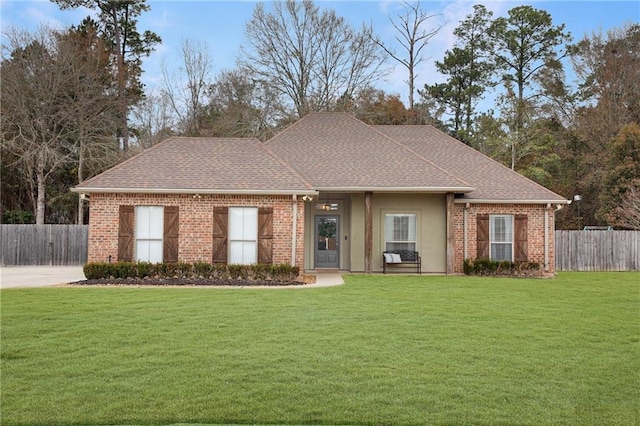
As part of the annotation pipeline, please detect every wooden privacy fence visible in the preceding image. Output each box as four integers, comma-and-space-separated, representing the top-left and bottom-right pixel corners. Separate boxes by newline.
0, 225, 88, 266
555, 230, 640, 271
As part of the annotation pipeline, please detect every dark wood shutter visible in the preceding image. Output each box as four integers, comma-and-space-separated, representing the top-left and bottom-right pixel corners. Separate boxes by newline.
477, 214, 489, 259
212, 207, 228, 263
118, 205, 134, 262
257, 207, 274, 264
163, 206, 179, 263
514, 214, 528, 262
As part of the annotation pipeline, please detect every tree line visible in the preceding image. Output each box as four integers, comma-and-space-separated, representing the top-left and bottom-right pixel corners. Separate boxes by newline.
1, 0, 638, 230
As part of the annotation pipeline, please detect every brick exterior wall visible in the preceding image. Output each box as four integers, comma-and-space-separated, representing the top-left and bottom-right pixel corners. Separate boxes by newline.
87, 193, 305, 266
452, 203, 557, 274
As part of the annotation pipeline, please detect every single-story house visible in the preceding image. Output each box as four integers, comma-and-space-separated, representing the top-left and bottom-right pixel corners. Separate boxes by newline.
73, 112, 569, 274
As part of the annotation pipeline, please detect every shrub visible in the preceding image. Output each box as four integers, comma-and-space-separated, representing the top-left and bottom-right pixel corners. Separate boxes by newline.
473, 258, 498, 275
81, 261, 301, 284
113, 262, 136, 279
83, 262, 112, 280
228, 264, 249, 280
193, 262, 213, 277
174, 262, 192, 278
463, 258, 542, 277
2, 210, 33, 224
463, 258, 473, 275
498, 261, 513, 273
252, 263, 271, 280
212, 263, 227, 279
154, 262, 169, 277
270, 264, 300, 282
137, 262, 153, 278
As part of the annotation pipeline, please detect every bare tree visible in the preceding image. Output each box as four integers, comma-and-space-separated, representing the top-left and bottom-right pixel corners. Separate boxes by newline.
130, 89, 176, 149
1, 26, 119, 224
203, 69, 279, 140
53, 0, 161, 151
161, 39, 213, 135
373, 0, 442, 109
63, 27, 122, 224
572, 24, 640, 151
611, 183, 640, 230
239, 0, 388, 119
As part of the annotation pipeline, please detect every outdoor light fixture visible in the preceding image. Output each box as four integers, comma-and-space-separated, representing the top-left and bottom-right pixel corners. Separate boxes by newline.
573, 194, 582, 230
316, 202, 338, 211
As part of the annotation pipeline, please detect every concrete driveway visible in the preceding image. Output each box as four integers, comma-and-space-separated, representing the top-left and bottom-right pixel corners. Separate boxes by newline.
0, 266, 86, 289
0, 267, 344, 289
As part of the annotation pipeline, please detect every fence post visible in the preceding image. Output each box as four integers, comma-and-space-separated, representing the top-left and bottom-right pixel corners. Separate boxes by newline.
48, 225, 53, 266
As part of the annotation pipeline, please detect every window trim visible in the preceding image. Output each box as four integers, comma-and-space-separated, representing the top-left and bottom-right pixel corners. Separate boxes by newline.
489, 214, 514, 261
383, 211, 419, 252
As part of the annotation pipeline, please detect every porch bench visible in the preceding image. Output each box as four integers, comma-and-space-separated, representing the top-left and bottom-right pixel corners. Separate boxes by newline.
382, 250, 421, 274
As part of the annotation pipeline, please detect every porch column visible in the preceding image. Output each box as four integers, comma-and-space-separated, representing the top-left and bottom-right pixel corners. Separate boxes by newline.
446, 193, 455, 275
364, 191, 373, 274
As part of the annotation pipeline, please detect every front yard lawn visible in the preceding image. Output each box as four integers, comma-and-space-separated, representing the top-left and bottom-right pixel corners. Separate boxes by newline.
1, 272, 638, 425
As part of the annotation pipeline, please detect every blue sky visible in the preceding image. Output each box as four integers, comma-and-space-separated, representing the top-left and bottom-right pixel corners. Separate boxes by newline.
2, 0, 639, 105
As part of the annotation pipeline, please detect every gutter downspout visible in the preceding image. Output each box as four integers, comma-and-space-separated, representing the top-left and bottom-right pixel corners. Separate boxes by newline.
291, 195, 298, 267
544, 203, 550, 272
463, 203, 470, 260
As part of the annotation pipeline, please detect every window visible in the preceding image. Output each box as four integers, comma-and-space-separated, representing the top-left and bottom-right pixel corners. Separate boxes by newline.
135, 206, 164, 263
490, 215, 513, 261
477, 214, 527, 262
118, 205, 178, 263
213, 207, 273, 265
385, 213, 417, 251
228, 207, 258, 264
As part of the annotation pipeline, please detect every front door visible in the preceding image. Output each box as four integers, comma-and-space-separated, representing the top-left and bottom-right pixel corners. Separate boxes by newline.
315, 216, 339, 268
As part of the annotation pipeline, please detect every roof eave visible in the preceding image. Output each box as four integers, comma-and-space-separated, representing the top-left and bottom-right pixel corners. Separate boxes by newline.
315, 186, 476, 193
71, 187, 319, 196
453, 198, 570, 205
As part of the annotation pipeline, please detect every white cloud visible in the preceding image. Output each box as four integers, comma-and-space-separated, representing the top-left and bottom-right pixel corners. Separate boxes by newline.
141, 6, 174, 32
1, 0, 98, 32
22, 4, 65, 29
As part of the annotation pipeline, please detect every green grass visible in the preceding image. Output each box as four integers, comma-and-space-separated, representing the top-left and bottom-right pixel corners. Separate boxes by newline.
1, 272, 638, 425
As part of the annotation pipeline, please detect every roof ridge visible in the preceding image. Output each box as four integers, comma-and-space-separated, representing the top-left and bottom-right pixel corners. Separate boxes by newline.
265, 112, 357, 145
370, 125, 474, 189
264, 114, 309, 145
169, 136, 258, 141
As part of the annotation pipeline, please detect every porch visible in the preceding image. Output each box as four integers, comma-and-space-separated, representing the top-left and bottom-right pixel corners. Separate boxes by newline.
302, 192, 454, 274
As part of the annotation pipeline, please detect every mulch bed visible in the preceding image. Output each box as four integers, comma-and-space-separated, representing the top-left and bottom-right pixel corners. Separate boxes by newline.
72, 278, 304, 287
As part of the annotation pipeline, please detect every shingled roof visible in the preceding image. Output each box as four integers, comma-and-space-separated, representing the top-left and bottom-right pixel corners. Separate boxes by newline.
74, 137, 315, 195
75, 113, 567, 204
375, 125, 567, 203
265, 113, 474, 192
